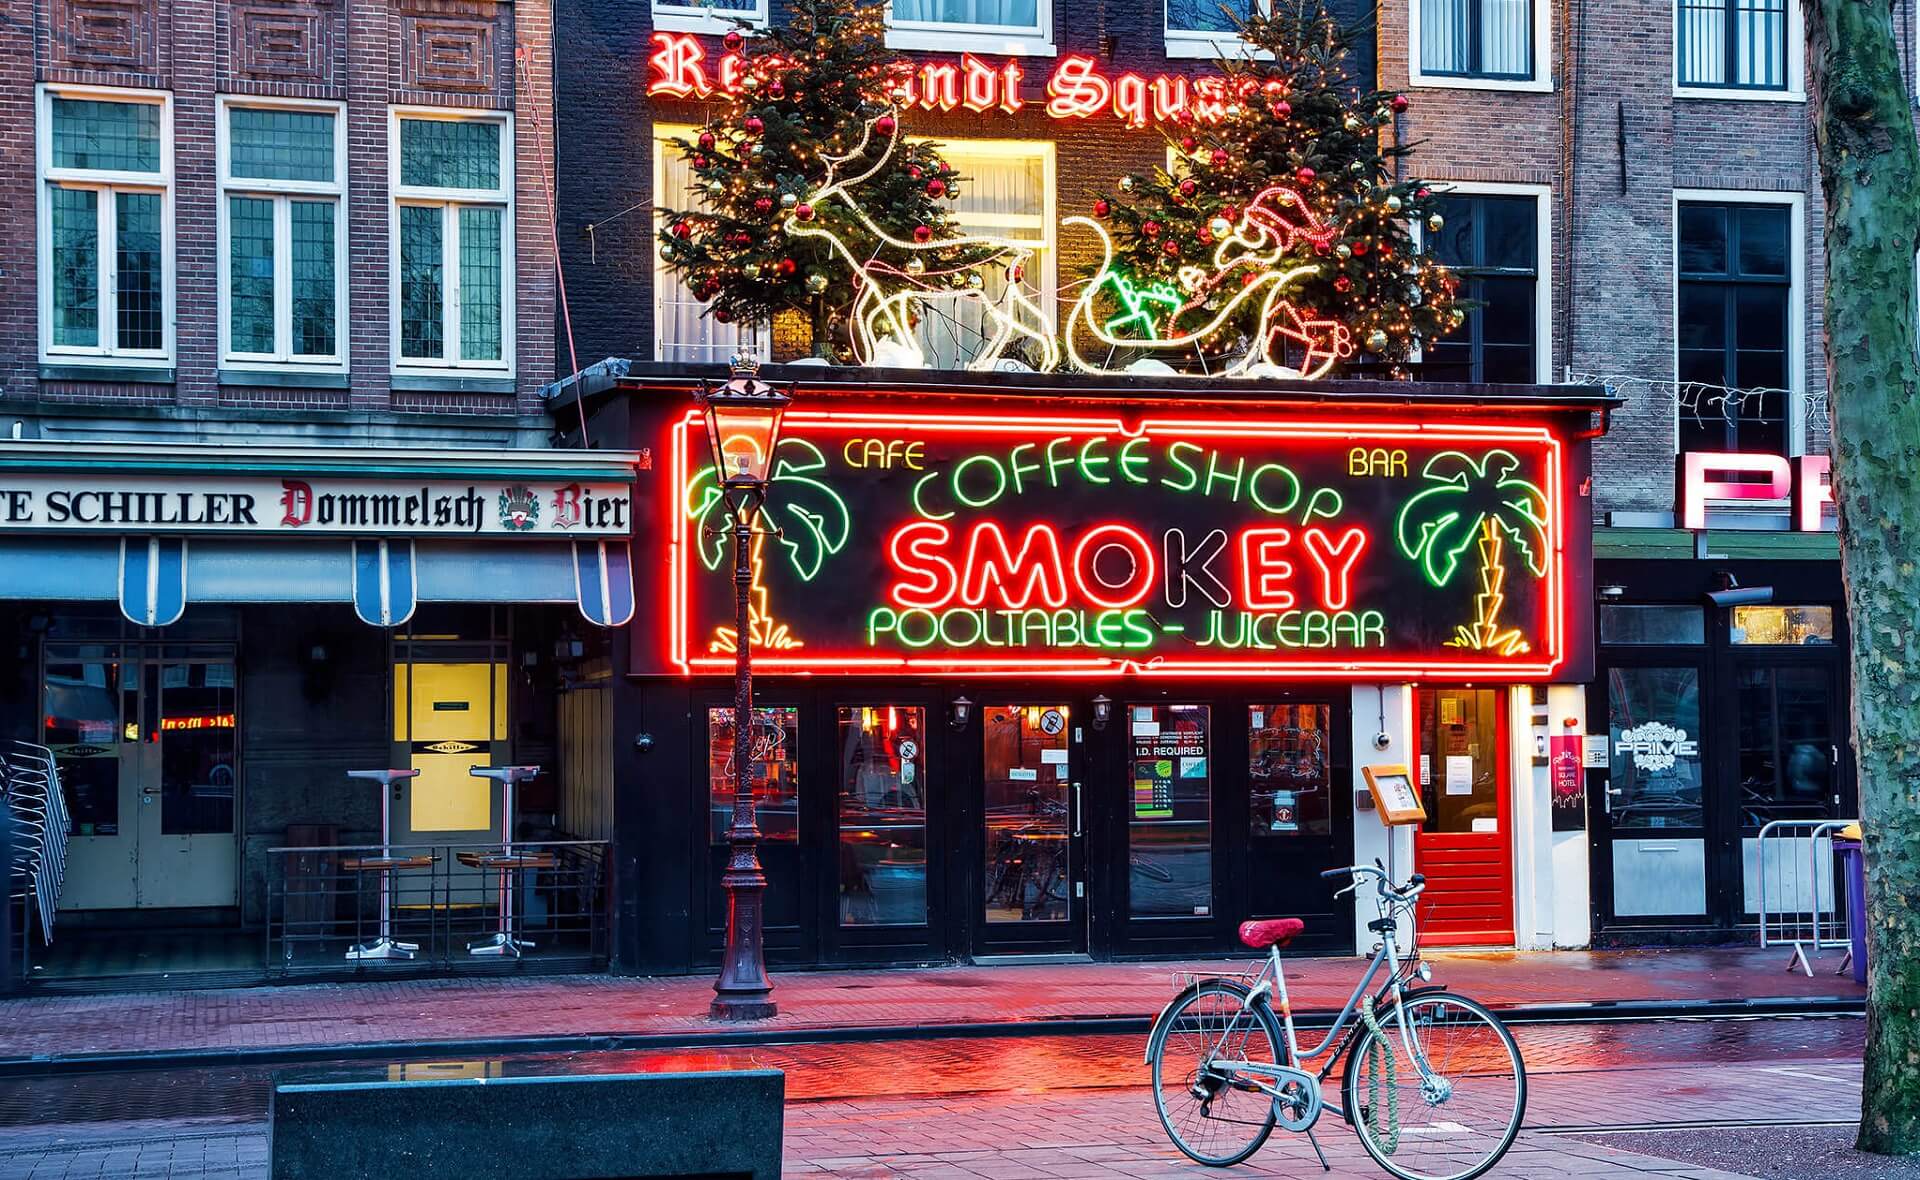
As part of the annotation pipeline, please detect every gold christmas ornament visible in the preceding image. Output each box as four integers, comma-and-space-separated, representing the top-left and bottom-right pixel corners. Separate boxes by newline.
905, 257, 926, 275
1385, 195, 1402, 213
1118, 175, 1136, 192
1208, 217, 1233, 238
1427, 213, 1445, 232
1366, 329, 1389, 352
780, 192, 797, 208
806, 272, 829, 293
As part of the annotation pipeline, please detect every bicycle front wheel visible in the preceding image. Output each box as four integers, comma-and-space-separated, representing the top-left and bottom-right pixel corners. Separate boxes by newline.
1148, 979, 1283, 1167
1341, 992, 1526, 1180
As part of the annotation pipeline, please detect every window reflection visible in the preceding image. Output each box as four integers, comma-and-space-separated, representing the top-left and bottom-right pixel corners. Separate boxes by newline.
1607, 667, 1705, 829
708, 706, 799, 842
837, 706, 928, 926
1128, 704, 1210, 918
1730, 605, 1834, 646
1737, 667, 1835, 826
1249, 704, 1331, 837
983, 705, 1070, 924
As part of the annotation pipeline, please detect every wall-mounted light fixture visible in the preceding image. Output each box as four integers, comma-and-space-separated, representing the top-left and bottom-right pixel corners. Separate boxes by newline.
1091, 695, 1113, 730
1598, 584, 1626, 600
950, 695, 974, 731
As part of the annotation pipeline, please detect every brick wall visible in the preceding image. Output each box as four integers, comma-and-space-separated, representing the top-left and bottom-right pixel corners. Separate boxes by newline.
0, 0, 558, 418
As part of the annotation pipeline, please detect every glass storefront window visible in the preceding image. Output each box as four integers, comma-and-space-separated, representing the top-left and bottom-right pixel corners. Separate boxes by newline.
1738, 666, 1835, 825
43, 659, 125, 836
159, 663, 238, 836
836, 706, 928, 926
982, 705, 1070, 924
1731, 605, 1835, 646
1600, 605, 1706, 645
1249, 704, 1332, 837
1128, 704, 1210, 918
1607, 667, 1705, 829
1415, 689, 1503, 834
708, 706, 800, 842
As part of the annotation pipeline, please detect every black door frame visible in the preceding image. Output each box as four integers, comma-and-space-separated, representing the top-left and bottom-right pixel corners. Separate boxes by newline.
966, 697, 1090, 958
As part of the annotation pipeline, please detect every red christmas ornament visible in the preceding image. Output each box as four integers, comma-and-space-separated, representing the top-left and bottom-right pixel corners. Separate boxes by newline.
1314, 241, 1330, 255
875, 115, 897, 135
908, 165, 923, 179
1417, 187, 1431, 199
1162, 240, 1181, 257
1334, 276, 1352, 293
1181, 136, 1197, 151
1092, 198, 1111, 218
777, 258, 797, 276
1273, 100, 1292, 118
1296, 166, 1316, 185
926, 178, 946, 198
722, 28, 744, 51
744, 116, 764, 135
714, 309, 734, 323
1142, 220, 1162, 238
794, 202, 814, 221
1211, 149, 1231, 168
698, 131, 716, 151
673, 222, 691, 238
754, 197, 773, 214
1179, 179, 1198, 197
1351, 240, 1369, 256
692, 155, 709, 168
1222, 205, 1239, 223
1198, 228, 1214, 245
768, 81, 785, 98
1241, 273, 1257, 287
913, 224, 933, 243
1391, 94, 1410, 113
1379, 242, 1393, 258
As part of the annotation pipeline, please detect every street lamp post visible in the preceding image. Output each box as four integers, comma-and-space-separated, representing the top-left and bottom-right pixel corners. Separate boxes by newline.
698, 357, 791, 1022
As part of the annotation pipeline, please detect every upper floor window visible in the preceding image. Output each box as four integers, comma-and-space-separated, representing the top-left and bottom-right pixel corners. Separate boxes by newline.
652, 0, 766, 35
1677, 0, 1790, 92
1422, 192, 1541, 384
390, 111, 514, 375
912, 139, 1054, 370
219, 101, 346, 371
1417, 0, 1536, 82
37, 88, 172, 364
652, 128, 766, 365
889, 0, 1050, 55
1677, 200, 1794, 453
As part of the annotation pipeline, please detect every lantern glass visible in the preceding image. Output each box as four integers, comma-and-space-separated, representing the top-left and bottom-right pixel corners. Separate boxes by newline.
699, 381, 789, 489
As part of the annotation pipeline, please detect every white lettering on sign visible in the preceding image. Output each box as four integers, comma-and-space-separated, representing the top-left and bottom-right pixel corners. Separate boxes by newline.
1615, 721, 1699, 772
1678, 451, 1834, 532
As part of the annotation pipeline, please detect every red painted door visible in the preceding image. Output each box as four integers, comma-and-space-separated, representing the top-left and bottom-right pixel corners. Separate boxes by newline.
1412, 688, 1515, 947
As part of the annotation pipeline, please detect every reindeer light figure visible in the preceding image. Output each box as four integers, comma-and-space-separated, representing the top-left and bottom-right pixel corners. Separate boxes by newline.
1064, 184, 1354, 379
781, 112, 1061, 371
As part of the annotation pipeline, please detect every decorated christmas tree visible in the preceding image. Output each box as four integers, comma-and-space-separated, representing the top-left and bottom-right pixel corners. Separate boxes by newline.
1070, 0, 1460, 376
656, 0, 994, 359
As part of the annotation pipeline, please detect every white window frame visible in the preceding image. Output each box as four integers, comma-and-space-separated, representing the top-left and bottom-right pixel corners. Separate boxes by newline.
1672, 0, 1805, 101
1670, 188, 1807, 458
1418, 181, 1555, 385
35, 84, 175, 367
651, 0, 766, 35
886, 0, 1054, 57
216, 97, 349, 373
1164, 0, 1274, 60
907, 136, 1057, 368
1408, 0, 1554, 93
388, 106, 515, 377
651, 126, 769, 365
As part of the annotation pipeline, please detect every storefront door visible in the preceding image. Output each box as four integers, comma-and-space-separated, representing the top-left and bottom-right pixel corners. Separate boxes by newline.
390, 659, 509, 902
1411, 688, 1515, 947
45, 646, 239, 911
975, 702, 1085, 956
1592, 658, 1713, 927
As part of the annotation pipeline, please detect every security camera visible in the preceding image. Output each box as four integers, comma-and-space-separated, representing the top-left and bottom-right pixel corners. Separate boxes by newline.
1372, 731, 1392, 751
633, 733, 656, 753
1708, 585, 1774, 607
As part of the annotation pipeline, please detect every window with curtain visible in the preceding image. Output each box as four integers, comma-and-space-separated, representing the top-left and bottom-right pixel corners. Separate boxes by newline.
653, 0, 764, 27
220, 103, 343, 368
911, 142, 1052, 370
1677, 202, 1792, 453
1422, 194, 1538, 383
1419, 0, 1534, 79
392, 112, 512, 372
1168, 0, 1254, 35
41, 91, 170, 360
1677, 0, 1788, 90
653, 134, 764, 365
893, 0, 1039, 33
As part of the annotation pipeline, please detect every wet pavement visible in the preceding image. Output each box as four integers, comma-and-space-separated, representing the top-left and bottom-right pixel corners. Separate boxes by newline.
1562, 1125, 1920, 1180
0, 1016, 1876, 1178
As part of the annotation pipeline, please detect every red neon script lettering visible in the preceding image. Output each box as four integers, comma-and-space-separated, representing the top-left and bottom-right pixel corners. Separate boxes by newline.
1047, 55, 1110, 119
647, 32, 711, 99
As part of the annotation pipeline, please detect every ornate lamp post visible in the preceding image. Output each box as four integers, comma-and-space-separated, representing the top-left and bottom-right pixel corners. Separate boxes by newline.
698, 357, 791, 1021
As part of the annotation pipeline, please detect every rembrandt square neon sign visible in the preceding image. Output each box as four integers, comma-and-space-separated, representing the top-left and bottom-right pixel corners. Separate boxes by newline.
652, 403, 1585, 679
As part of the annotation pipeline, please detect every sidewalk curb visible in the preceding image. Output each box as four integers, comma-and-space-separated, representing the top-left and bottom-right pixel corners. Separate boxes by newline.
0, 994, 1863, 1079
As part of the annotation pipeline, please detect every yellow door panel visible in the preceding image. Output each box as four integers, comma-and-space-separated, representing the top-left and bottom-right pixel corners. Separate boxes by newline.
394, 663, 504, 742
410, 751, 491, 832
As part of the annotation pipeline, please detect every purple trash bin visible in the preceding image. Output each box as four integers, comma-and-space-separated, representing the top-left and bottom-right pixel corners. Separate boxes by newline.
1836, 838, 1867, 985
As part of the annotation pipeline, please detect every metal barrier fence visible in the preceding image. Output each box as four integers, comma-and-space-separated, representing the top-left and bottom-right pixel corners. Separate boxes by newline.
1756, 818, 1856, 977
266, 840, 609, 979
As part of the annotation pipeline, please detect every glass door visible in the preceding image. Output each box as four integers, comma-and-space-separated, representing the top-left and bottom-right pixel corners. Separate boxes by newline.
137, 661, 239, 908
977, 703, 1083, 955
826, 703, 941, 963
1590, 661, 1712, 927
45, 649, 137, 910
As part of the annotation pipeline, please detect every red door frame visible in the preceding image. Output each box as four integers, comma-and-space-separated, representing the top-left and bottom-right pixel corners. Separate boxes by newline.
1410, 687, 1516, 948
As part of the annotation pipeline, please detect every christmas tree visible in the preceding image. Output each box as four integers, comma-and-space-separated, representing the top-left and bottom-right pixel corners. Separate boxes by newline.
1074, 0, 1461, 375
656, 0, 994, 359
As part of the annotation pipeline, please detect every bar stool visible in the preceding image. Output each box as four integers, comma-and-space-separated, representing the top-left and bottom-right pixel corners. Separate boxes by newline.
343, 768, 431, 961
459, 765, 550, 958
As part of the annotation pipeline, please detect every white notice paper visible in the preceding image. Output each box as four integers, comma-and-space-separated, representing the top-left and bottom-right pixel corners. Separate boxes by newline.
1040, 748, 1070, 765
1419, 755, 1432, 785
1472, 818, 1499, 834
1445, 755, 1474, 795
1583, 735, 1609, 769
1132, 721, 1161, 737
1008, 767, 1038, 781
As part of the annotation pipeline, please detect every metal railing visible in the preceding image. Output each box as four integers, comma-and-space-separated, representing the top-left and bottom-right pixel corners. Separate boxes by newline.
266, 840, 609, 979
1756, 818, 1856, 977
5, 742, 71, 978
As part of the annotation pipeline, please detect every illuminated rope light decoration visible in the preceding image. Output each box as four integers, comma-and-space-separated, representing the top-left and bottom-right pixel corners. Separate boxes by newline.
1394, 450, 1549, 656
1062, 185, 1354, 379
782, 111, 1062, 371
1566, 371, 1828, 438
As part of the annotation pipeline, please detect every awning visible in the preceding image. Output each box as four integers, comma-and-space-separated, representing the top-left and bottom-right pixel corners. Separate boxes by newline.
0, 537, 635, 628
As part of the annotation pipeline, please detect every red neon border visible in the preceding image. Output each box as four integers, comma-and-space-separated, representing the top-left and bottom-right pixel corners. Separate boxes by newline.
666, 408, 1570, 679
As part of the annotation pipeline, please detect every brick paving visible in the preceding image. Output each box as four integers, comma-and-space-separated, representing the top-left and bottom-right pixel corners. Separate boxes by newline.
0, 946, 1861, 1062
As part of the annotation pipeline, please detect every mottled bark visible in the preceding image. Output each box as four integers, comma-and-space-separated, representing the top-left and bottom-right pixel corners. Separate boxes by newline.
1808, 0, 1920, 1155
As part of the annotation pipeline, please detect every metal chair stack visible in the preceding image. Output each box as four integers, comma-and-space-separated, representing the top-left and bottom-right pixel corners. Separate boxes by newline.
4, 742, 70, 947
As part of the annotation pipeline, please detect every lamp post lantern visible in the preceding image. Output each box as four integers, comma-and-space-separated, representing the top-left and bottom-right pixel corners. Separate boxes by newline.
698, 356, 791, 1022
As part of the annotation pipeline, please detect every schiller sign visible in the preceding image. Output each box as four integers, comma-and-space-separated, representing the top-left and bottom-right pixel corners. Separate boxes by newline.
658, 407, 1583, 678
1677, 452, 1834, 532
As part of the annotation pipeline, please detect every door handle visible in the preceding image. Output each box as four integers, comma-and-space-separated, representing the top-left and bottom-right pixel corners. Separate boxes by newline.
1072, 781, 1082, 837
1606, 788, 1623, 795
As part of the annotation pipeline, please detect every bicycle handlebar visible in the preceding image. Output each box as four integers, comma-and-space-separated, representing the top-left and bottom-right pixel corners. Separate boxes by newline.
1319, 864, 1426, 897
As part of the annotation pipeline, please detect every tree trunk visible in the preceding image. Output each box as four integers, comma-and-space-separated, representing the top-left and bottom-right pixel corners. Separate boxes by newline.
1807, 0, 1920, 1155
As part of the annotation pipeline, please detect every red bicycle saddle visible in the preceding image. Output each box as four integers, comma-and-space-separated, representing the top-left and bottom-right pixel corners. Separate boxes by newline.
1237, 918, 1306, 949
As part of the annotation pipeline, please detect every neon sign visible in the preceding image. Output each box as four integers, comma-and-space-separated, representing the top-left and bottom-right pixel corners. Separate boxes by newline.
653, 405, 1580, 678
647, 32, 1242, 128
1677, 451, 1833, 532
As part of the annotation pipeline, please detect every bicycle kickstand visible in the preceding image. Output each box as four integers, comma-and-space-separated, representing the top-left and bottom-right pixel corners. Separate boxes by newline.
1305, 1127, 1331, 1173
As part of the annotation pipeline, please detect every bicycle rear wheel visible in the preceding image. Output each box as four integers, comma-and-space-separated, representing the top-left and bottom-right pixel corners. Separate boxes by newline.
1341, 991, 1526, 1180
1147, 979, 1283, 1167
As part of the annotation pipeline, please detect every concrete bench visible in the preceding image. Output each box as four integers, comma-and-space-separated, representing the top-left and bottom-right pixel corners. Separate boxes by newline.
269, 1066, 784, 1179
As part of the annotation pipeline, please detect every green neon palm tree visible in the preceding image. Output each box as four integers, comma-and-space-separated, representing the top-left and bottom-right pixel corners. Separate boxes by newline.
687, 438, 851, 653
1394, 450, 1550, 656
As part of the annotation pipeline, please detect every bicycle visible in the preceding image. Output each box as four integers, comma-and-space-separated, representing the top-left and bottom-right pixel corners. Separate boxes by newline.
1145, 864, 1527, 1180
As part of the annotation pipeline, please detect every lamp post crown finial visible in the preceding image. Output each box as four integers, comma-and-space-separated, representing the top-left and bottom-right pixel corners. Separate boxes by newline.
728, 353, 763, 380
